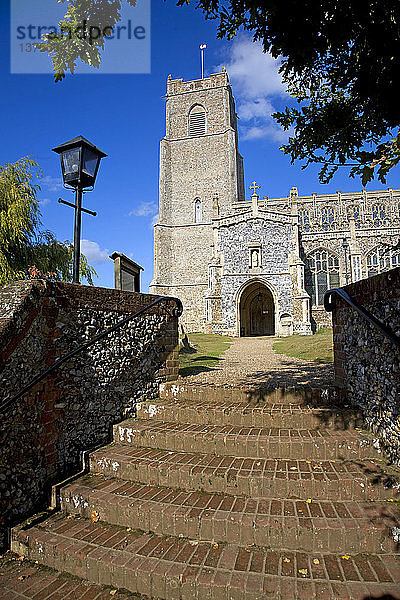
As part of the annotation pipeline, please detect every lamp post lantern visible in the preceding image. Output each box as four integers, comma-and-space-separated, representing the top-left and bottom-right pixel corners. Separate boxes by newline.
53, 136, 107, 283
342, 238, 350, 285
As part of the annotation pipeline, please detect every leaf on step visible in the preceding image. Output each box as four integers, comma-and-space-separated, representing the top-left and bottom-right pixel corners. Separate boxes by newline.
17, 576, 25, 581
126, 528, 132, 532
313, 558, 320, 565
283, 558, 291, 563
306, 499, 312, 503
91, 510, 100, 523
213, 543, 219, 549
298, 568, 308, 576
110, 591, 117, 596
341, 555, 350, 560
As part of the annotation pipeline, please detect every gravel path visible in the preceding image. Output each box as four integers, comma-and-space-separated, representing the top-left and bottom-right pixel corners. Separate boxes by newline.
181, 336, 335, 388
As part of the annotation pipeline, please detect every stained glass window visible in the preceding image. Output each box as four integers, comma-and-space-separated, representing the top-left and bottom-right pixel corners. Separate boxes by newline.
372, 204, 386, 227
306, 250, 340, 306
321, 207, 336, 231
298, 209, 311, 232
367, 246, 400, 277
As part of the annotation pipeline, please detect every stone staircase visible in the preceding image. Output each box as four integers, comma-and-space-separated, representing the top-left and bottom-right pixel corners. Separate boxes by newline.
9, 384, 400, 599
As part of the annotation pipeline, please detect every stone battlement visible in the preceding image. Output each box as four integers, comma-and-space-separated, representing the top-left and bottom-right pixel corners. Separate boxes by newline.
166, 70, 230, 96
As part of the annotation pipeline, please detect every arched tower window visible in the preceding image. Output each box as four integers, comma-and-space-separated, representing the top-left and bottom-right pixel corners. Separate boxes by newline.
188, 105, 206, 137
194, 198, 202, 223
305, 249, 340, 306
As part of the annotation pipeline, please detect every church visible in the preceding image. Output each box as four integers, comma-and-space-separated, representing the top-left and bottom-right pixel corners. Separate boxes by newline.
149, 69, 400, 336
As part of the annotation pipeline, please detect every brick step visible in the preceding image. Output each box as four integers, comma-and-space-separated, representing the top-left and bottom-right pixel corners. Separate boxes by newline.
113, 419, 381, 461
60, 474, 400, 553
0, 552, 139, 600
160, 382, 341, 407
89, 445, 400, 502
136, 399, 363, 430
11, 514, 400, 600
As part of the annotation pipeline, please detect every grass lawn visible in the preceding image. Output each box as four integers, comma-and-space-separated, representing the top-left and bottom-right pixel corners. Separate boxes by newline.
179, 333, 232, 377
273, 328, 333, 364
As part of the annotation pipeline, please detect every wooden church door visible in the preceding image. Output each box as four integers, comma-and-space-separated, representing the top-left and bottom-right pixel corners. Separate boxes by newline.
249, 291, 274, 336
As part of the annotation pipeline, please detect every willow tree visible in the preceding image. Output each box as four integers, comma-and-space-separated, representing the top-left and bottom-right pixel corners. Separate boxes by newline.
0, 157, 96, 285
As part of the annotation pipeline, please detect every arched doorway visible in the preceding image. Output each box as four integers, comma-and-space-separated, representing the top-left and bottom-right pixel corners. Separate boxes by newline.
239, 282, 275, 336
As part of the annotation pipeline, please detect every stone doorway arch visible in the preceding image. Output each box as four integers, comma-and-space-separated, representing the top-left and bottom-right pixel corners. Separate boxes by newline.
239, 281, 275, 336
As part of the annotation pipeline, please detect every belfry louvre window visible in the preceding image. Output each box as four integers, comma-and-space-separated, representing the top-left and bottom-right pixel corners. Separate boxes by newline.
189, 106, 206, 136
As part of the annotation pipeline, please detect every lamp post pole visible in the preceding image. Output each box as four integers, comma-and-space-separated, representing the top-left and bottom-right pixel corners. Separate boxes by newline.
73, 185, 83, 283
53, 136, 107, 285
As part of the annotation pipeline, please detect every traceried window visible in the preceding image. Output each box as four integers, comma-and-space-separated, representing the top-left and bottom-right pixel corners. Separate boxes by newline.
372, 203, 387, 227
194, 198, 202, 223
321, 207, 336, 231
188, 105, 206, 136
392, 252, 400, 268
346, 204, 362, 228
367, 246, 400, 277
306, 250, 340, 306
298, 209, 311, 231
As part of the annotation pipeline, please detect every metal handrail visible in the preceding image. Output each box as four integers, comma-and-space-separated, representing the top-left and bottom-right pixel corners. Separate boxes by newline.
0, 295, 183, 414
324, 287, 400, 350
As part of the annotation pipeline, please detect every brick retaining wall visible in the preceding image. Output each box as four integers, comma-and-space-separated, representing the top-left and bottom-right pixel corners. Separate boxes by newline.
0, 280, 179, 550
331, 267, 400, 463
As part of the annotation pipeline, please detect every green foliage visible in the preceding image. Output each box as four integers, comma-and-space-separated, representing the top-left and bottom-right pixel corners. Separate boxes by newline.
37, 0, 136, 82
179, 333, 232, 377
0, 157, 96, 286
273, 328, 333, 364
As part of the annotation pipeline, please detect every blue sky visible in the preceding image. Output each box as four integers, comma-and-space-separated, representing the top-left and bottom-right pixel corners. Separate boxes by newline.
1, 0, 399, 291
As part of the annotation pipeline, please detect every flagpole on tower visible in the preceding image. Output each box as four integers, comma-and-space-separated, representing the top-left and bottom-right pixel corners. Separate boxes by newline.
200, 43, 206, 79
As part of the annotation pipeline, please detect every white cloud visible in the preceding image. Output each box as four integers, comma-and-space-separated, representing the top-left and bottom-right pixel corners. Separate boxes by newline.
220, 35, 290, 143
242, 124, 289, 143
151, 213, 159, 227
39, 197, 51, 207
237, 98, 275, 121
81, 239, 109, 264
223, 36, 286, 98
129, 201, 158, 217
41, 175, 63, 192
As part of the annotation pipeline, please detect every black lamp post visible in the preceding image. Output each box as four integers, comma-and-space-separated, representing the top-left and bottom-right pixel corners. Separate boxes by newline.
342, 238, 350, 285
53, 136, 107, 283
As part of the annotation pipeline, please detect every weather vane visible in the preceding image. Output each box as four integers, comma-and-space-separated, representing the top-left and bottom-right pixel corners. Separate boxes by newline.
200, 43, 206, 79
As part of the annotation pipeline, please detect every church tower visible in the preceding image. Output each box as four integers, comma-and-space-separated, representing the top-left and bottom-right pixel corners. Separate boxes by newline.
150, 70, 245, 330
